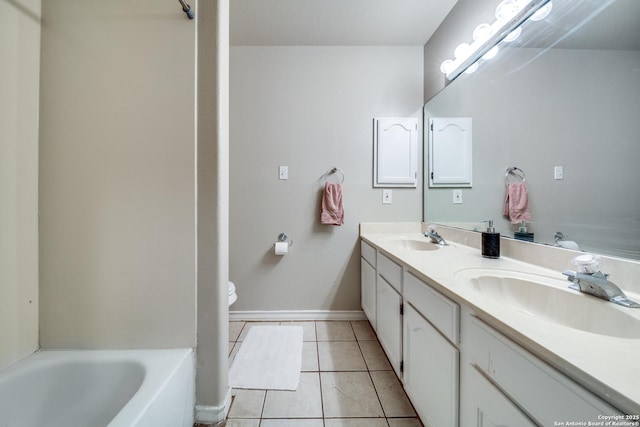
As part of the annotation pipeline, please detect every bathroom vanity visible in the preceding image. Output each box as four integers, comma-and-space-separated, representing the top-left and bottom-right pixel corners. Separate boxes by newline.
360, 222, 640, 427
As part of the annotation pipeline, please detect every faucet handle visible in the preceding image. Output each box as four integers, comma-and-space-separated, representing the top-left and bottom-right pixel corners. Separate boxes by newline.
562, 270, 577, 282
612, 296, 640, 308
571, 254, 601, 274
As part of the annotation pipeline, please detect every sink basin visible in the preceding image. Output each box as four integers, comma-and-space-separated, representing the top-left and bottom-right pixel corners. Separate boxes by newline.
382, 237, 442, 251
455, 269, 640, 339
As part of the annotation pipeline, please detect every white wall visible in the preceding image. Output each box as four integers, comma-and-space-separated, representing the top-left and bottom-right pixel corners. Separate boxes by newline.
0, 0, 40, 370
230, 46, 423, 312
39, 0, 196, 349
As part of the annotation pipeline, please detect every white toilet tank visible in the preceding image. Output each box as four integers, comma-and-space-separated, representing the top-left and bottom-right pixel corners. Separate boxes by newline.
228, 281, 237, 306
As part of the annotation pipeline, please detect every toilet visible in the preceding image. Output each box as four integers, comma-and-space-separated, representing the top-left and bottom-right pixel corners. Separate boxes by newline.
228, 281, 237, 306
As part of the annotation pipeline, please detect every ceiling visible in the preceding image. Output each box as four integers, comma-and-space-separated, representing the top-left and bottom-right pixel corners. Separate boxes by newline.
230, 0, 459, 46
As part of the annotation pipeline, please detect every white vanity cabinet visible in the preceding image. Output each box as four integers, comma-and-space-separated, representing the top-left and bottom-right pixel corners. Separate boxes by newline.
360, 241, 377, 329
403, 271, 460, 427
361, 234, 632, 427
360, 242, 403, 375
376, 252, 403, 377
461, 308, 622, 426
465, 366, 536, 427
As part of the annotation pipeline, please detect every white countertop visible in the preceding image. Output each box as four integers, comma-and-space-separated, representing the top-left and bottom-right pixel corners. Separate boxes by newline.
360, 222, 640, 415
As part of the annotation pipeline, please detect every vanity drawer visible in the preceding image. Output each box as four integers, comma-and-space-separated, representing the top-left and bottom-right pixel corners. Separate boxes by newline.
377, 252, 402, 293
466, 315, 621, 425
404, 271, 459, 345
361, 240, 376, 267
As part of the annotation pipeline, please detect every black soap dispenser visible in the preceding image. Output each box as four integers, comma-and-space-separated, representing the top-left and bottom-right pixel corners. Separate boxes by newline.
514, 220, 535, 242
482, 220, 500, 259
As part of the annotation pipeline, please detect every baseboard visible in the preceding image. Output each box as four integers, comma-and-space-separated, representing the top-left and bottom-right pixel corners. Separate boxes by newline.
229, 310, 367, 321
194, 388, 231, 425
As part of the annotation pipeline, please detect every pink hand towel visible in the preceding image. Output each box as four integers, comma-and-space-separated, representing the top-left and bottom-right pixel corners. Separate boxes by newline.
503, 182, 532, 224
321, 183, 344, 226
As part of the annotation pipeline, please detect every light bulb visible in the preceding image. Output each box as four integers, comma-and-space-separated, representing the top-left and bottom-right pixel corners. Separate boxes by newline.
495, 0, 520, 22
440, 59, 455, 74
503, 26, 521, 42
454, 43, 471, 60
465, 63, 479, 74
530, 1, 552, 21
473, 23, 493, 42
482, 46, 499, 60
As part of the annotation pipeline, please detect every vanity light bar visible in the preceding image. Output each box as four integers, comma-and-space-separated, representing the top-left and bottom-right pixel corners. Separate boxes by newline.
441, 0, 552, 81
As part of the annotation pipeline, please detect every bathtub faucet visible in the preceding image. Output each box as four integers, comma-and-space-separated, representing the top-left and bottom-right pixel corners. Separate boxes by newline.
562, 270, 640, 308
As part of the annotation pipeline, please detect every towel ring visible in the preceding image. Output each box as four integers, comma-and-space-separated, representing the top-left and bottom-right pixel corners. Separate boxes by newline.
505, 167, 526, 185
324, 167, 345, 184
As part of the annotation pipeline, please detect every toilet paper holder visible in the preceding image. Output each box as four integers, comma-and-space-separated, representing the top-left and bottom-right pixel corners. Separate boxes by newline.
278, 233, 294, 247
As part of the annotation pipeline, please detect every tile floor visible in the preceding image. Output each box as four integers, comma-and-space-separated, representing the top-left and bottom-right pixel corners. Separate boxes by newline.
223, 320, 423, 427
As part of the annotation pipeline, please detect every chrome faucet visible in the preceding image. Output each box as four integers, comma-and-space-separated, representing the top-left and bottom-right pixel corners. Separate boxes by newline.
425, 229, 448, 246
562, 270, 640, 308
554, 231, 567, 244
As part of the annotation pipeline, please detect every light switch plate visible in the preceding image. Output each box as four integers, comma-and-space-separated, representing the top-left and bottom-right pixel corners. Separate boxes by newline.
554, 166, 564, 180
279, 166, 288, 180
382, 189, 392, 204
452, 189, 463, 204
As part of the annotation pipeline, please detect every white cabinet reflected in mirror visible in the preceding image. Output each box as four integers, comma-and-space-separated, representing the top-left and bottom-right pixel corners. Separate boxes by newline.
428, 117, 472, 188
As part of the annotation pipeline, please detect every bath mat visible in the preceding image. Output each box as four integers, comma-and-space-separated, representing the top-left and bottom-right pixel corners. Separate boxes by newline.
229, 325, 303, 391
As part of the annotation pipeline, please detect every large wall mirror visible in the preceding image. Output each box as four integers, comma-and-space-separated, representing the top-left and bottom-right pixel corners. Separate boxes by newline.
423, 0, 640, 260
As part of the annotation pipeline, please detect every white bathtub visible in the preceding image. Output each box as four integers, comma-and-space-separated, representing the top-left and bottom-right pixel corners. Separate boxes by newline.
0, 349, 194, 427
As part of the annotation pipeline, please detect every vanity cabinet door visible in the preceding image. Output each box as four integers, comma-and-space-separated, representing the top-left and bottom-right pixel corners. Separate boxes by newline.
403, 303, 459, 427
376, 275, 402, 376
361, 257, 376, 330
463, 313, 622, 425
465, 366, 536, 427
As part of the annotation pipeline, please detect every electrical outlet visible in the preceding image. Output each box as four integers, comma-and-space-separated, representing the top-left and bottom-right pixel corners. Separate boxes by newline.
554, 165, 564, 180
452, 189, 463, 204
382, 189, 392, 204
279, 166, 288, 180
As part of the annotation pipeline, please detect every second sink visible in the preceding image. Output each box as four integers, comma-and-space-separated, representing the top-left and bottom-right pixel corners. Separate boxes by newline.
455, 268, 640, 339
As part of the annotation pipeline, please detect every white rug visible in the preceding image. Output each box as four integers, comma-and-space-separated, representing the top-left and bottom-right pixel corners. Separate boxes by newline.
229, 325, 303, 391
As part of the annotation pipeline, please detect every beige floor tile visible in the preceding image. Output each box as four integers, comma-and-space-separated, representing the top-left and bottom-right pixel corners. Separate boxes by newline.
225, 419, 261, 427
321, 371, 384, 418
371, 371, 416, 418
324, 419, 388, 427
281, 321, 317, 341
229, 321, 246, 342
225, 320, 424, 426
260, 419, 324, 427
387, 418, 423, 427
351, 320, 377, 341
358, 340, 392, 371
302, 341, 319, 371
316, 321, 355, 341
238, 322, 282, 341
262, 372, 323, 418
228, 389, 266, 419
318, 341, 367, 371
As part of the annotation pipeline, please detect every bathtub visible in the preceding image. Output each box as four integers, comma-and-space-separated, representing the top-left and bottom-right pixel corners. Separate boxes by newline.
0, 349, 194, 427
